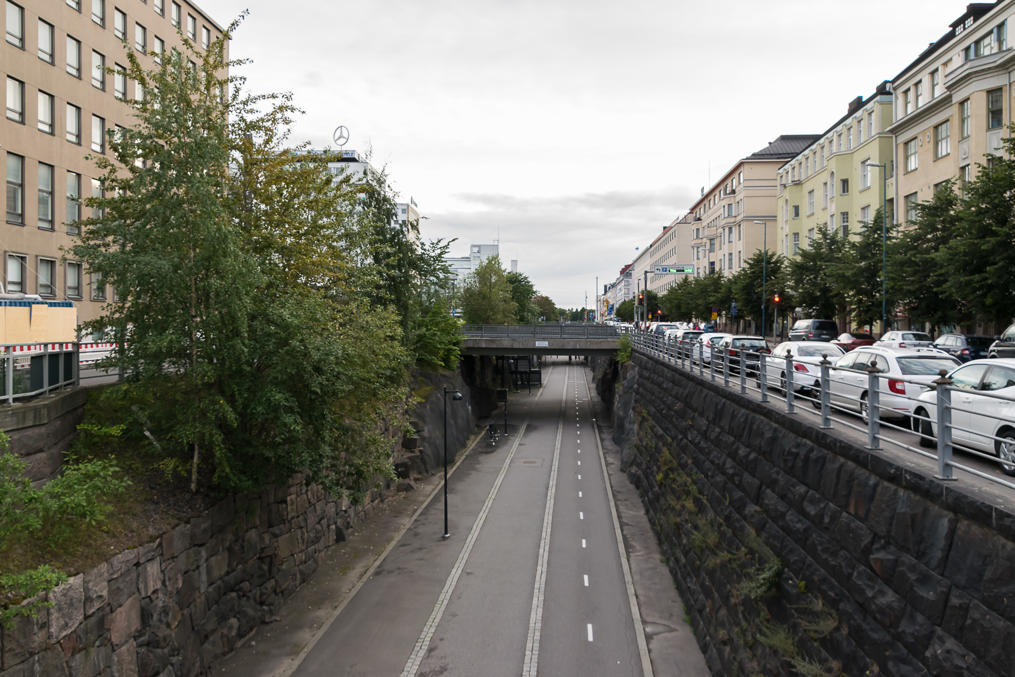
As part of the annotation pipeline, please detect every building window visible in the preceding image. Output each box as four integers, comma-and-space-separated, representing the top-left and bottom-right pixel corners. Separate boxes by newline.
37, 163, 53, 230
170, 1, 179, 26
6, 254, 25, 292
114, 64, 126, 99
36, 91, 53, 133
134, 80, 144, 102
66, 103, 81, 143
792, 232, 800, 255
5, 77, 24, 122
186, 13, 196, 40
6, 154, 24, 224
840, 178, 849, 195
840, 212, 849, 238
856, 120, 863, 144
201, 25, 209, 49
727, 253, 733, 269
91, 272, 105, 301
67, 0, 80, 9
153, 0, 163, 15
914, 81, 923, 108
904, 89, 912, 115
960, 164, 971, 183
904, 193, 918, 223
114, 8, 126, 39
931, 70, 941, 99
846, 128, 853, 150
66, 35, 81, 77
91, 50, 105, 89
5, 1, 23, 48
988, 88, 1003, 129
91, 0, 104, 25
90, 178, 103, 218
860, 205, 871, 223
905, 138, 918, 172
37, 258, 55, 296
135, 22, 146, 51
91, 114, 105, 153
153, 35, 163, 62
37, 19, 53, 62
66, 171, 81, 233
867, 111, 874, 138
935, 120, 950, 159
807, 227, 815, 245
821, 181, 828, 208
792, 204, 800, 219
960, 99, 971, 138
806, 189, 814, 215
860, 158, 870, 190
66, 262, 81, 297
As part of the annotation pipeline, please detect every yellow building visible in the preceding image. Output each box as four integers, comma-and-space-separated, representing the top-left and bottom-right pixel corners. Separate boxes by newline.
889, 1, 1011, 225
2, 0, 224, 327
778, 83, 895, 257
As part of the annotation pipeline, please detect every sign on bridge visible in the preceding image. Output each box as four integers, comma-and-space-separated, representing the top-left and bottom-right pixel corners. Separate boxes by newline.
654, 265, 694, 274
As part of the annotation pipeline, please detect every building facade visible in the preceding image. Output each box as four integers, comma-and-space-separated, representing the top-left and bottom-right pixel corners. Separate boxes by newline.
2, 0, 223, 326
778, 84, 895, 258
889, 1, 1010, 225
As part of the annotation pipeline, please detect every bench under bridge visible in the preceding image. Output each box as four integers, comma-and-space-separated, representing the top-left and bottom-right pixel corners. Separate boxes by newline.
461, 324, 621, 356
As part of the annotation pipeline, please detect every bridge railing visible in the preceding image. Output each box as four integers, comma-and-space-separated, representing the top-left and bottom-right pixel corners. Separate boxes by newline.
630, 331, 1015, 493
462, 324, 619, 339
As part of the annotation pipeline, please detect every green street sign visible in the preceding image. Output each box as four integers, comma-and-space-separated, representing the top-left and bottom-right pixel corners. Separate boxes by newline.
654, 265, 694, 274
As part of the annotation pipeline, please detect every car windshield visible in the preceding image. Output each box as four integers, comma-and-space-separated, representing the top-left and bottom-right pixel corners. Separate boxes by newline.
735, 339, 767, 351
896, 356, 959, 375
814, 321, 837, 331
968, 336, 993, 347
682, 332, 702, 340
902, 332, 932, 342
797, 345, 842, 357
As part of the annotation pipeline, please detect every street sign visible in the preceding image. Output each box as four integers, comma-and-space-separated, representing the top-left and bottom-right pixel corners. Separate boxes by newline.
654, 265, 695, 274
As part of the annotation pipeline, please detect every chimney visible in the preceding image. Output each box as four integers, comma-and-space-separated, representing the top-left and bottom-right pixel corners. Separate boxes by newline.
847, 95, 864, 115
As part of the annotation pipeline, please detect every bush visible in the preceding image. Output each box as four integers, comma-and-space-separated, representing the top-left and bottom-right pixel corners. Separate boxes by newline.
617, 334, 632, 364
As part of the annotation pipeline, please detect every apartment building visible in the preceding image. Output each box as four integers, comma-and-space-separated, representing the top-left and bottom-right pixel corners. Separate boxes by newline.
2, 0, 224, 326
686, 135, 819, 279
646, 214, 694, 297
777, 83, 895, 258
889, 1, 1010, 225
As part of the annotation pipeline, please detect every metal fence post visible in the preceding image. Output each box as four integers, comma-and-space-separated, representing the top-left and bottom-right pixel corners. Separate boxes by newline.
934, 373, 955, 481
6, 347, 13, 405
866, 367, 881, 450
698, 342, 705, 377
784, 351, 795, 413
819, 357, 831, 428
42, 343, 50, 395
723, 349, 730, 386
739, 355, 747, 394
74, 342, 80, 387
759, 352, 768, 402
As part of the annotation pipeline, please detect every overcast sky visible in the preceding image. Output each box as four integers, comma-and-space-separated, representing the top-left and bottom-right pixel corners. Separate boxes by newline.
205, 0, 967, 308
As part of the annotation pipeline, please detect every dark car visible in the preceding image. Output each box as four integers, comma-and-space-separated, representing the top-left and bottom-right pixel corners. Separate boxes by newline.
932, 333, 994, 362
788, 319, 839, 342
717, 335, 770, 373
989, 323, 1015, 359
832, 331, 877, 352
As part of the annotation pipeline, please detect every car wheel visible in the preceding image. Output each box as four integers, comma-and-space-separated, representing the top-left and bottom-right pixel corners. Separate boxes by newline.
997, 429, 1015, 476
916, 409, 935, 448
859, 393, 869, 425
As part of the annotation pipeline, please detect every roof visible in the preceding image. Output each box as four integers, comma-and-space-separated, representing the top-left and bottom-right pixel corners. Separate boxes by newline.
892, 2, 998, 82
746, 135, 823, 160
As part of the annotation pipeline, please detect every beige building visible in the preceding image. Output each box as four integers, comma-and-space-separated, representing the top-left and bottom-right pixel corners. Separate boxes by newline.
685, 135, 819, 279
889, 1, 1011, 225
2, 0, 223, 327
646, 214, 694, 297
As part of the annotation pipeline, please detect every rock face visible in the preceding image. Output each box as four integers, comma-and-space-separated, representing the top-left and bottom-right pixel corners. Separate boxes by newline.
0, 371, 478, 677
602, 351, 1015, 677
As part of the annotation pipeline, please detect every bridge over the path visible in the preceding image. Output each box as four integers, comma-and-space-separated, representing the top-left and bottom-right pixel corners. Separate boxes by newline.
461, 324, 621, 356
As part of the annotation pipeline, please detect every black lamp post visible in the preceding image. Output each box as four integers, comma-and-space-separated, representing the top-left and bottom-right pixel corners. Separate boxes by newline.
443, 387, 463, 539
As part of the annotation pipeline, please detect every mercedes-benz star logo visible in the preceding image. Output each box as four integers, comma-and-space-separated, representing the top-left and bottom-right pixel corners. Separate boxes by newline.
333, 125, 350, 147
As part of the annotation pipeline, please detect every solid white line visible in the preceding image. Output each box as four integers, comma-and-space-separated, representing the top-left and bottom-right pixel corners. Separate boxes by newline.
583, 574, 589, 587
581, 538, 586, 548
583, 370, 655, 677
521, 367, 568, 677
577, 460, 581, 466
587, 624, 594, 642
400, 421, 530, 677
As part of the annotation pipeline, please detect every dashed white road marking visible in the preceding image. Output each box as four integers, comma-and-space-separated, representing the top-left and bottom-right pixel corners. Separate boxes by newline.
587, 624, 594, 642
577, 474, 581, 480
579, 511, 584, 520
578, 491, 582, 498
581, 538, 586, 548
583, 575, 589, 587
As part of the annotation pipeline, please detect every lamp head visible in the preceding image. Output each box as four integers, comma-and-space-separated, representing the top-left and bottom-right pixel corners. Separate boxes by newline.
451, 391, 463, 401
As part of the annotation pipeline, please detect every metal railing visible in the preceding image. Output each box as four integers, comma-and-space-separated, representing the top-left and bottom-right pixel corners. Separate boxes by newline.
630, 331, 1015, 492
1, 343, 79, 405
463, 324, 619, 339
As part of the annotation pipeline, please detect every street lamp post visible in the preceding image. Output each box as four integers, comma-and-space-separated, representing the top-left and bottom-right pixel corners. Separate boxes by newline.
442, 387, 463, 539
753, 220, 768, 338
864, 162, 889, 335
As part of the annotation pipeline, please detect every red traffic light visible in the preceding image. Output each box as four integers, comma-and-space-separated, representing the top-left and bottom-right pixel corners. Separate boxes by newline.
773, 294, 781, 304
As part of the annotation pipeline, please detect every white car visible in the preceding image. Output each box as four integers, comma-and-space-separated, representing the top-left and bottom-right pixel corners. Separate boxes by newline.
828, 346, 960, 423
874, 330, 935, 349
910, 359, 1015, 475
692, 332, 732, 364
761, 341, 844, 395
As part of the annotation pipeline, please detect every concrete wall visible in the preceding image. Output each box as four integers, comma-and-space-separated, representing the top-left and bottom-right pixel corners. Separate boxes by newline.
0, 388, 88, 483
602, 351, 1015, 676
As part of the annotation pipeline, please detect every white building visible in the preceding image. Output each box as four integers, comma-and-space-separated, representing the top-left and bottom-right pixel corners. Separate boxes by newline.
445, 243, 501, 284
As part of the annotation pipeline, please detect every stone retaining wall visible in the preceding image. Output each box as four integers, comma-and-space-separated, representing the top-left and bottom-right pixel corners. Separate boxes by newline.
607, 352, 1015, 676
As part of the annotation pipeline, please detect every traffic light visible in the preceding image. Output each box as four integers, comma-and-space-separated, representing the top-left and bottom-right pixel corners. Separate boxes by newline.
638, 293, 644, 306
773, 294, 781, 304
656, 309, 662, 317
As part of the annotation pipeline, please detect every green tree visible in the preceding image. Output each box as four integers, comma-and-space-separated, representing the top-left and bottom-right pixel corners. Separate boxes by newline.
532, 294, 557, 322
832, 209, 897, 330
459, 256, 517, 324
615, 298, 634, 323
787, 224, 848, 320
506, 271, 537, 323
729, 251, 786, 333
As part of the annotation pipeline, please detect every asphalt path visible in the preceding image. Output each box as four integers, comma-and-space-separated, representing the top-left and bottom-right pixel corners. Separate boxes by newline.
291, 359, 653, 676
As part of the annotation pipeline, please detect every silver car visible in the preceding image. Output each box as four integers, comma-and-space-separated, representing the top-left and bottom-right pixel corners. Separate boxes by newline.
762, 341, 844, 396
874, 330, 934, 349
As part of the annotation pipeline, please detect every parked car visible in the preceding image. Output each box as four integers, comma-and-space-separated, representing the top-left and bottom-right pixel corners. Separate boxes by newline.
875, 330, 934, 349
693, 332, 733, 364
828, 346, 960, 423
787, 319, 839, 342
932, 333, 994, 362
911, 359, 1015, 475
988, 323, 1015, 359
672, 329, 703, 358
832, 331, 877, 352
762, 341, 844, 396
652, 323, 680, 336
717, 335, 770, 373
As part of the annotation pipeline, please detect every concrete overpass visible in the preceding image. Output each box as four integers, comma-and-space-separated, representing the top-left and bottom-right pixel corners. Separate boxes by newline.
461, 324, 621, 357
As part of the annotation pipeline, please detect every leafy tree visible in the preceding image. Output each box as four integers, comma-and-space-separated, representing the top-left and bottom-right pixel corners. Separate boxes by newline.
459, 256, 517, 324
506, 271, 537, 323
831, 209, 897, 330
615, 298, 634, 323
729, 251, 786, 333
532, 294, 557, 321
661, 273, 729, 323
788, 224, 848, 320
